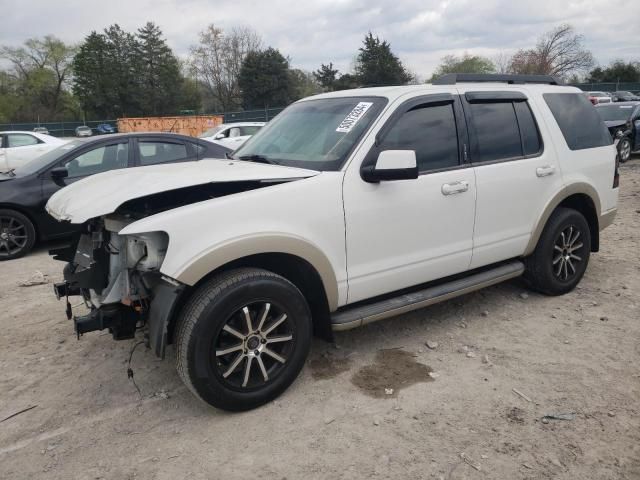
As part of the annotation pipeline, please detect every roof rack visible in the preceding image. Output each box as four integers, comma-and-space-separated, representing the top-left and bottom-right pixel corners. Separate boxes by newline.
432, 73, 562, 86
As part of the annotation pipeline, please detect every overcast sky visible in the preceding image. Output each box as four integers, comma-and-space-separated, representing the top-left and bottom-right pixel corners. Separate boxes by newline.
2, 0, 639, 79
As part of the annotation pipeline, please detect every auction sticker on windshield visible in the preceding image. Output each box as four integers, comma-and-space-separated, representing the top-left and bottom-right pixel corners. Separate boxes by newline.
336, 102, 373, 133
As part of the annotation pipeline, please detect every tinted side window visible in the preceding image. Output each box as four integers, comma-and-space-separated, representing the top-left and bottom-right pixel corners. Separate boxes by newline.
66, 143, 129, 178
468, 102, 522, 162
8, 134, 40, 147
543, 93, 612, 150
139, 141, 188, 165
514, 102, 542, 156
380, 103, 459, 172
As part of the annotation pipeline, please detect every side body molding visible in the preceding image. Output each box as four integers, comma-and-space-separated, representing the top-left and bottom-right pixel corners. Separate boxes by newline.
174, 234, 340, 311
524, 182, 602, 256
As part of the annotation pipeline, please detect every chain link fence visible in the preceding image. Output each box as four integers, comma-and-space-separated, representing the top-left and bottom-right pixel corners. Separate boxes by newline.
0, 108, 287, 138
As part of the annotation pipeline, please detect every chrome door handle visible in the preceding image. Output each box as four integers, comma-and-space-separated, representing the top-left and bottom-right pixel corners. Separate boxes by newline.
441, 181, 469, 195
536, 165, 555, 177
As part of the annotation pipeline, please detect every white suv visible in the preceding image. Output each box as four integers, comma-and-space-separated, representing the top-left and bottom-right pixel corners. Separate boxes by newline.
47, 74, 619, 411
199, 122, 265, 149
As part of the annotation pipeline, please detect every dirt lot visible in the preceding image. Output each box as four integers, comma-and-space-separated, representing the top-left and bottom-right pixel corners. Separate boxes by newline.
1, 160, 639, 480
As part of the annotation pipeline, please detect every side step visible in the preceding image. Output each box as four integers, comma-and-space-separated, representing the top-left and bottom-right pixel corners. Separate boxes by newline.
331, 260, 525, 331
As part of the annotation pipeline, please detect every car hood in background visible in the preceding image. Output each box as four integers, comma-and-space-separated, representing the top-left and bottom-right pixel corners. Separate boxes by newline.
604, 120, 628, 128
46, 159, 319, 223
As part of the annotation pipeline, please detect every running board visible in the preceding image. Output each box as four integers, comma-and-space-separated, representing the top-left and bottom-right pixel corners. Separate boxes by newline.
331, 260, 525, 331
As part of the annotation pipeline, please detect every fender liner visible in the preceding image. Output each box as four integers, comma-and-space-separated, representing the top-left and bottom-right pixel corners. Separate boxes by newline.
148, 279, 185, 358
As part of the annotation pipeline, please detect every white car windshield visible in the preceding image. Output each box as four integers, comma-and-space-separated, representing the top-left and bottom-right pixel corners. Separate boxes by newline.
199, 126, 225, 138
233, 97, 386, 171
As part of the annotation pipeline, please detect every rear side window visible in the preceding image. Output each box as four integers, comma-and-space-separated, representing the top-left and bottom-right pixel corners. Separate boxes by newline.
543, 93, 612, 150
8, 134, 41, 147
467, 103, 522, 162
139, 141, 188, 165
514, 102, 542, 156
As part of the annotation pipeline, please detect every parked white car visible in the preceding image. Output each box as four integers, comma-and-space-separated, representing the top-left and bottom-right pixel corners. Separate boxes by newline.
586, 91, 613, 105
0, 131, 67, 171
47, 74, 618, 411
199, 122, 265, 149
75, 126, 93, 137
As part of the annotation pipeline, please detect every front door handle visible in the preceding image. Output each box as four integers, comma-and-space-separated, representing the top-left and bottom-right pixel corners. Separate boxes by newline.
441, 181, 469, 195
536, 165, 556, 177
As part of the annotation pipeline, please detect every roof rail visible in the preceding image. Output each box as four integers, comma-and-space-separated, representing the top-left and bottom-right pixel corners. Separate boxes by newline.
432, 73, 563, 86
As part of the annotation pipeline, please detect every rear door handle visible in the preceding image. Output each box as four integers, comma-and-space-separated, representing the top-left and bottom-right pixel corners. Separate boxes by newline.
536, 165, 555, 177
441, 181, 469, 195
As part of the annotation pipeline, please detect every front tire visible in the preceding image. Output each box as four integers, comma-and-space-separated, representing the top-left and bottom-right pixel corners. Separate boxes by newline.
618, 137, 631, 163
175, 268, 312, 411
0, 209, 36, 261
524, 207, 591, 296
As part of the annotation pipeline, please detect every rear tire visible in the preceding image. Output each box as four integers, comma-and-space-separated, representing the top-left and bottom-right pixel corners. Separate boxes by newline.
524, 207, 591, 296
175, 268, 312, 411
0, 209, 36, 261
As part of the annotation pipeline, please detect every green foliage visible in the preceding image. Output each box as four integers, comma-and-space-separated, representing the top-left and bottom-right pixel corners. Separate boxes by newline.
239, 48, 291, 109
313, 63, 339, 91
587, 61, 640, 83
430, 54, 495, 82
136, 22, 183, 115
0, 35, 76, 122
288, 68, 321, 101
355, 32, 412, 86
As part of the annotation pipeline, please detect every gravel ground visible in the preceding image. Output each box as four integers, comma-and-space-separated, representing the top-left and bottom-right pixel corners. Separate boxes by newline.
1, 159, 639, 480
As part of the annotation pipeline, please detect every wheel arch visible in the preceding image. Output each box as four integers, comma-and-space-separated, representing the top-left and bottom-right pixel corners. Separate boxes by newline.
166, 240, 339, 346
525, 183, 601, 256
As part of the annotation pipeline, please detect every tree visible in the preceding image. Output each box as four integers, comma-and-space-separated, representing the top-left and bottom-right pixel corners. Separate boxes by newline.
288, 68, 321, 101
238, 48, 291, 109
313, 63, 339, 91
0, 35, 76, 121
508, 24, 593, 79
355, 33, 412, 86
430, 53, 495, 81
136, 22, 183, 115
586, 61, 640, 83
72, 31, 112, 118
189, 25, 262, 111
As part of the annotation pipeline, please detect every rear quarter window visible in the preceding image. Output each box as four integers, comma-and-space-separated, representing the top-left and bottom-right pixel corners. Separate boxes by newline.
543, 93, 612, 150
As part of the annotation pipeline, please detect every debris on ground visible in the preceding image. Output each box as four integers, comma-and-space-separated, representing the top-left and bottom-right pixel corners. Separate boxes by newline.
324, 417, 335, 425
18, 271, 49, 287
481, 310, 489, 317
373, 417, 381, 426
466, 351, 476, 358
608, 411, 616, 417
425, 341, 439, 350
541, 412, 576, 422
482, 354, 491, 364
428, 371, 440, 379
519, 292, 529, 299
512, 388, 532, 403
384, 388, 394, 395
460, 452, 481, 471
1, 404, 38, 423
507, 407, 526, 424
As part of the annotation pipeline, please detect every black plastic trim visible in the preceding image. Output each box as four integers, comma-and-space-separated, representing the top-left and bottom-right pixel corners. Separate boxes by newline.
465, 91, 528, 103
433, 73, 562, 85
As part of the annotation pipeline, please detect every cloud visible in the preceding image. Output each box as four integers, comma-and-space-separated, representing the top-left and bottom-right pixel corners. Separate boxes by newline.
1, 0, 638, 79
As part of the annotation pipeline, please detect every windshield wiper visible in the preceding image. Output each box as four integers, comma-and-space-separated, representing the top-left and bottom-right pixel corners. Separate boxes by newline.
0, 168, 16, 177
238, 154, 279, 165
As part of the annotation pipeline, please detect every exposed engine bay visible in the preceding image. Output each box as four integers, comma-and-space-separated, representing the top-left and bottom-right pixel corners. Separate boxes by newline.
52, 215, 179, 348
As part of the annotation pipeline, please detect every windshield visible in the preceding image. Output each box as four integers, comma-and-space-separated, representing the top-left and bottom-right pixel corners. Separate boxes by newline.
199, 126, 225, 138
596, 105, 635, 122
233, 97, 386, 171
13, 141, 84, 176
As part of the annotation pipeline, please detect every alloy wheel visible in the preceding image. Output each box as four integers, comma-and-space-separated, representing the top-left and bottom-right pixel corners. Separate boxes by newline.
0, 215, 29, 258
619, 139, 631, 162
213, 302, 295, 390
552, 225, 585, 281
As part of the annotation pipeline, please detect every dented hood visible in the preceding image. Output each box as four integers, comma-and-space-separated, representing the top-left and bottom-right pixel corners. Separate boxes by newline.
46, 159, 319, 223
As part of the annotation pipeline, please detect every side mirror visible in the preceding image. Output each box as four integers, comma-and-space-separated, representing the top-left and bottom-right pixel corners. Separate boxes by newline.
214, 134, 225, 140
50, 167, 68, 179
361, 150, 419, 183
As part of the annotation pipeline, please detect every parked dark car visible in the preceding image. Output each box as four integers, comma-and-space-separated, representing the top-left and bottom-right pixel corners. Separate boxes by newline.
595, 101, 640, 162
96, 123, 116, 134
0, 133, 230, 260
612, 91, 640, 102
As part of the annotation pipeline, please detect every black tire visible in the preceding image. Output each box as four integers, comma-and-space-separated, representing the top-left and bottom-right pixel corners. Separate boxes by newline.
0, 209, 36, 261
618, 137, 631, 163
524, 207, 591, 296
175, 268, 312, 411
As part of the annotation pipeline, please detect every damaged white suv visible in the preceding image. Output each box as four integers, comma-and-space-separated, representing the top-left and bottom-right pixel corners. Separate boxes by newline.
47, 74, 619, 411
